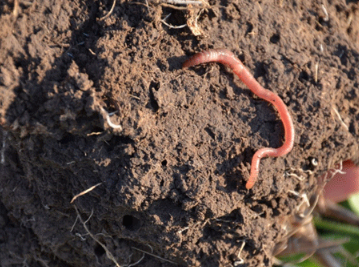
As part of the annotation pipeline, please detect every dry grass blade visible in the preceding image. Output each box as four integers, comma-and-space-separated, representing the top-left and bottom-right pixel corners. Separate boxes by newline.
70, 183, 102, 203
99, 0, 117, 21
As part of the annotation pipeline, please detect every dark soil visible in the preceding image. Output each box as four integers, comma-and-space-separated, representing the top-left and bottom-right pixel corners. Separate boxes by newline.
0, 0, 358, 266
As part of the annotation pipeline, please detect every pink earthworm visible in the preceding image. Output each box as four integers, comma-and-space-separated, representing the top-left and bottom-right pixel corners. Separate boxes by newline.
183, 49, 295, 189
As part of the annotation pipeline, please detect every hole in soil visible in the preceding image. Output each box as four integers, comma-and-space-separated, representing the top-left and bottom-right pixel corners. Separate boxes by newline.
122, 215, 141, 231
148, 83, 159, 112
161, 160, 167, 167
255, 62, 267, 78
204, 127, 215, 140
270, 33, 280, 44
94, 244, 106, 257
150, 81, 160, 91
245, 22, 254, 35
299, 70, 310, 82
149, 95, 159, 112
58, 133, 74, 145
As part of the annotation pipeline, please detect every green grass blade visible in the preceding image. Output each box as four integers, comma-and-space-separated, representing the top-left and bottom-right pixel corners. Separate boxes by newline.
314, 217, 359, 238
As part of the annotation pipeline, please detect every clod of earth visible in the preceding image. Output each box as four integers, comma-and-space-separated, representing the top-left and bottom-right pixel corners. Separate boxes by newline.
183, 49, 295, 189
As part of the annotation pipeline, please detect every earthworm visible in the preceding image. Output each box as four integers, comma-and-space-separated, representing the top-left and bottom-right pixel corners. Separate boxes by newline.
183, 49, 295, 189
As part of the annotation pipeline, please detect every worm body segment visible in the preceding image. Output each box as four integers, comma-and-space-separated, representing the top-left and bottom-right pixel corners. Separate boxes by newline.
183, 49, 295, 189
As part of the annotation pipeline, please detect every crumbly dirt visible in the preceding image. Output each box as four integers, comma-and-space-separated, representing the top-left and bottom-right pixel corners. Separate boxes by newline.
0, 0, 358, 266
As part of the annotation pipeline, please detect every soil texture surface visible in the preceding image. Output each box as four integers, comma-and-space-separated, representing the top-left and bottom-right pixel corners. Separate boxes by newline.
0, 0, 359, 266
